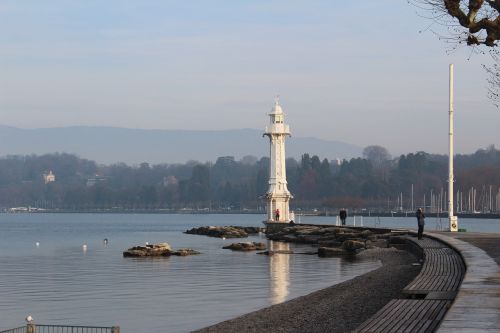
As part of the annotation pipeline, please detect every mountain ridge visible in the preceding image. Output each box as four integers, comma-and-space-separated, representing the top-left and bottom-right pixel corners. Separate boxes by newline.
0, 125, 362, 164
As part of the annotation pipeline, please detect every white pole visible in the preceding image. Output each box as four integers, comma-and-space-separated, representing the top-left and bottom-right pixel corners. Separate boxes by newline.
448, 64, 458, 231
490, 185, 492, 212
430, 189, 433, 213
411, 184, 414, 212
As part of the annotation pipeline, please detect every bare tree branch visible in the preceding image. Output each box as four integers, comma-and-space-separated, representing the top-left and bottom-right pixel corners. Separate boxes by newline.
484, 49, 500, 106
412, 0, 500, 46
412, 0, 500, 108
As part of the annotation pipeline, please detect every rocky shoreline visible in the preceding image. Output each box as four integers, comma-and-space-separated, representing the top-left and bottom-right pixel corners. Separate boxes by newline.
186, 224, 403, 257
267, 224, 403, 256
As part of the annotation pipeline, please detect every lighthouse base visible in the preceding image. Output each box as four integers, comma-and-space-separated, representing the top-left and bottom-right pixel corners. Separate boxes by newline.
263, 221, 292, 234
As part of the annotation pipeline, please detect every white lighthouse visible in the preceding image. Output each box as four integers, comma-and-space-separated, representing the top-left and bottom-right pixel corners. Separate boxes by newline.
263, 98, 293, 223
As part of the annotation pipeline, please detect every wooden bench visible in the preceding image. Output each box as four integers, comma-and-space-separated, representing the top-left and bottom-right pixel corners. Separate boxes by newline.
404, 238, 465, 298
355, 299, 449, 333
353, 236, 466, 333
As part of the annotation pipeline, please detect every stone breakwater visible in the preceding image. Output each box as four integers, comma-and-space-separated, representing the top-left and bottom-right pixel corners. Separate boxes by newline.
185, 226, 264, 238
123, 243, 200, 257
267, 225, 403, 255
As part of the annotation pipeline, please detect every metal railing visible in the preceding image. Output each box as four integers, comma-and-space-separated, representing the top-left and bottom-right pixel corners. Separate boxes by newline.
1, 325, 119, 333
0, 327, 25, 333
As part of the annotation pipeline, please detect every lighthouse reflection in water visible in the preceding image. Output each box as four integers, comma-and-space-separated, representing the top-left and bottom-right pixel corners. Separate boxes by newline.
269, 240, 291, 304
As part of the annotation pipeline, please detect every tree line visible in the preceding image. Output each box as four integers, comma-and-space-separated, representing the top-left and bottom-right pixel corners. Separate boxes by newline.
0, 145, 499, 212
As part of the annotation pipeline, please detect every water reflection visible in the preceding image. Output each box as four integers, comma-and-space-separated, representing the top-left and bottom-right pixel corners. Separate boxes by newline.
268, 241, 290, 304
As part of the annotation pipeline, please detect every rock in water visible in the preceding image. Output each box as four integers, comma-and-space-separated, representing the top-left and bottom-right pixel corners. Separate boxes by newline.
184, 226, 263, 238
318, 240, 342, 247
342, 240, 366, 252
222, 242, 267, 251
240, 226, 263, 234
123, 243, 199, 257
318, 247, 348, 257
171, 248, 201, 256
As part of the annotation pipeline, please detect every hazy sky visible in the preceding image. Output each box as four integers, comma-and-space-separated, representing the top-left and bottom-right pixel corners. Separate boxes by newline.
0, 1, 498, 156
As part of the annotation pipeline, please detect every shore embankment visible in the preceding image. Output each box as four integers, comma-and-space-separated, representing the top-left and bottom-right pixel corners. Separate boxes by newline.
193, 247, 420, 333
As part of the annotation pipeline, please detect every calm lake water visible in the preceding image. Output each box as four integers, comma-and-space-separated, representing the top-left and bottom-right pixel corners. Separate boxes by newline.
0, 213, 382, 333
0, 214, 498, 332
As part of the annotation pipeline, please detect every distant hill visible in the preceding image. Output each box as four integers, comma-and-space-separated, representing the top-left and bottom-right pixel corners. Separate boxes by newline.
0, 125, 362, 164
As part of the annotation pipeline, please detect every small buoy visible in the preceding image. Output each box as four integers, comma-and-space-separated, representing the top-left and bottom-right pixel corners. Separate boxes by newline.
145, 242, 149, 245
35, 242, 40, 247
222, 237, 226, 240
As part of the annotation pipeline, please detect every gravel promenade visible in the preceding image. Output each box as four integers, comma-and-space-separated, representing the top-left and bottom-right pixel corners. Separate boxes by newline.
193, 248, 421, 333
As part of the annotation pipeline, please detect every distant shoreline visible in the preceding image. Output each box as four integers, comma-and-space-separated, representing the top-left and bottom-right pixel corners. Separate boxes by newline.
2, 208, 500, 219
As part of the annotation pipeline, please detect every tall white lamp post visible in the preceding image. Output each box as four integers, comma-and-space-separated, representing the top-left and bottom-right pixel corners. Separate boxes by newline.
449, 64, 458, 232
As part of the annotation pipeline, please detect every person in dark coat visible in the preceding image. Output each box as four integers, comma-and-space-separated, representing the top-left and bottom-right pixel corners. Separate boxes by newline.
339, 209, 347, 226
275, 209, 280, 222
416, 208, 425, 240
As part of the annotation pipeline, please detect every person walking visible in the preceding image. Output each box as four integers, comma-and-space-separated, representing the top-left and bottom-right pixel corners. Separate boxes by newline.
339, 209, 347, 226
416, 208, 425, 240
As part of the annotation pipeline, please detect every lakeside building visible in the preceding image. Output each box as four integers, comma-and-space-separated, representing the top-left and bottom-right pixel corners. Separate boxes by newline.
43, 170, 55, 184
263, 98, 293, 223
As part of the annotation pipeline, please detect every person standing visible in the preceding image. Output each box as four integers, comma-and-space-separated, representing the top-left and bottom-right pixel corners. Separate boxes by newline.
339, 209, 347, 226
416, 208, 425, 240
275, 208, 280, 222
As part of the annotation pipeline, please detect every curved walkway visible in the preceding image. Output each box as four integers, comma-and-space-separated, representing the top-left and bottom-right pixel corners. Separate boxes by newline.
428, 232, 500, 333
354, 235, 465, 333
